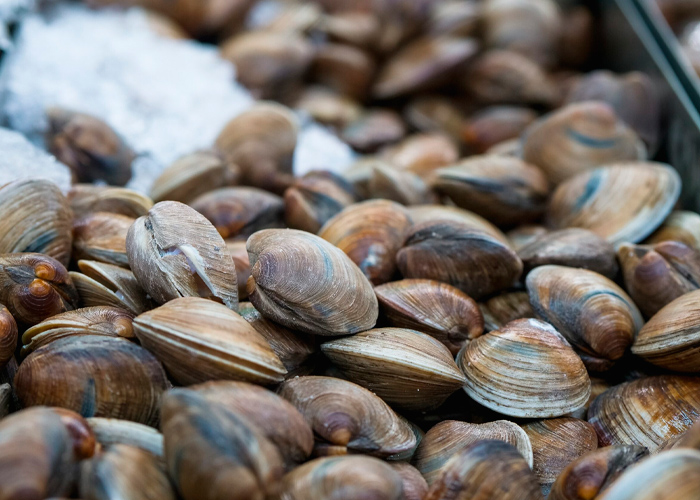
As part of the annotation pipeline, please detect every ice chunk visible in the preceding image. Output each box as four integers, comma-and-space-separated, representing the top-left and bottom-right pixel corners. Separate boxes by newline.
0, 4, 355, 194
0, 127, 71, 191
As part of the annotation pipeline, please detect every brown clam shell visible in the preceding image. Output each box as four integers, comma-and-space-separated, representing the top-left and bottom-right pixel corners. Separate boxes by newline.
381, 133, 460, 179
461, 105, 538, 154
0, 305, 17, 369
480, 290, 535, 332
645, 210, 700, 249
341, 108, 406, 153
311, 43, 375, 100
87, 418, 163, 458
226, 240, 252, 300
391, 462, 428, 500
68, 184, 153, 218
73, 212, 133, 267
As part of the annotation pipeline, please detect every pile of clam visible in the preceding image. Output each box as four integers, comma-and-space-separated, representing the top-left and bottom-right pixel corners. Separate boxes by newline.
1, 0, 700, 499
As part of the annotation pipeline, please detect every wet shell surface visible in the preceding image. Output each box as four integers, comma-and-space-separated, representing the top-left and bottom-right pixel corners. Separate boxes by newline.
391, 462, 428, 500
480, 290, 535, 332
457, 318, 591, 418
0, 304, 17, 368
321, 327, 467, 411
68, 184, 153, 218
133, 297, 286, 385
246, 229, 378, 336
72, 212, 133, 267
546, 162, 681, 245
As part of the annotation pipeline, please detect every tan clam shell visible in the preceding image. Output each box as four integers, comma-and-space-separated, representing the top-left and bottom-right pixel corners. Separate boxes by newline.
522, 102, 646, 185
73, 212, 133, 267
381, 133, 460, 179
311, 42, 375, 100
546, 162, 681, 245
480, 290, 535, 332
68, 184, 153, 218
21, 306, 134, 357
526, 265, 643, 370
87, 418, 163, 458
432, 155, 550, 226
0, 179, 73, 266
457, 318, 591, 418
321, 327, 467, 411
126, 201, 238, 310
596, 449, 700, 500
0, 305, 17, 369
507, 225, 549, 251
646, 210, 700, 249
295, 86, 362, 129
318, 199, 412, 285
632, 290, 700, 371
461, 105, 538, 154
278, 376, 418, 458
227, 240, 252, 300
14, 336, 169, 425
364, 161, 437, 205
374, 279, 483, 355
246, 229, 378, 336
133, 297, 286, 386
405, 204, 509, 245
413, 419, 534, 484
427, 0, 480, 37
71, 260, 154, 315
341, 109, 407, 153
150, 150, 239, 204
391, 462, 428, 500
403, 95, 465, 141
588, 375, 700, 452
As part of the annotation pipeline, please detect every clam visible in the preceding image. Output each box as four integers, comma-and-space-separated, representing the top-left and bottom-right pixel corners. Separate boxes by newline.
70, 260, 154, 315
588, 375, 700, 452
424, 440, 543, 500
645, 210, 700, 249
403, 95, 465, 139
397, 220, 522, 300
246, 229, 378, 336
372, 37, 479, 99
227, 240, 252, 300
220, 31, 313, 100
72, 212, 133, 267
14, 336, 168, 425
21, 306, 134, 357
518, 228, 618, 278
461, 105, 538, 154
414, 419, 534, 484
68, 184, 153, 218
239, 302, 316, 376
522, 417, 598, 494
255, 1, 321, 34
161, 388, 284, 500
46, 107, 134, 186
133, 297, 286, 385
126, 201, 238, 310
632, 290, 700, 371
51, 407, 98, 460
481, 0, 562, 68
431, 156, 550, 226
341, 109, 406, 153
150, 150, 240, 204
462, 49, 558, 106
547, 445, 648, 500
391, 462, 428, 500
311, 43, 375, 99
0, 407, 79, 499
294, 86, 362, 129
278, 376, 418, 458
596, 449, 700, 500
215, 103, 297, 194
508, 225, 550, 251
480, 290, 535, 332
321, 327, 467, 411
190, 187, 285, 240
79, 444, 175, 500
559, 5, 594, 67
380, 133, 460, 179
374, 279, 483, 354
318, 11, 380, 48
0, 305, 17, 369
87, 418, 163, 458
661, 419, 700, 451
457, 318, 591, 418
284, 171, 356, 234
526, 265, 643, 370
0, 383, 9, 418
522, 102, 646, 185
0, 179, 73, 266
318, 200, 412, 285
0, 253, 79, 327
406, 204, 510, 242
427, 0, 480, 37
190, 380, 313, 467
363, 161, 437, 205
618, 241, 700, 318
547, 162, 681, 245
275, 456, 403, 500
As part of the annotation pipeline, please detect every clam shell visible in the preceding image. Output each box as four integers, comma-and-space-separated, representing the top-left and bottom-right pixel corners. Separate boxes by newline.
403, 95, 465, 140
406, 205, 509, 243
546, 162, 681, 245
21, 306, 134, 357
246, 229, 378, 336
526, 265, 643, 370
522, 102, 646, 185
413, 419, 534, 484
295, 86, 362, 129
457, 318, 591, 418
126, 201, 238, 310
427, 0, 480, 37
507, 225, 549, 251
374, 279, 483, 354
391, 462, 428, 500
381, 133, 460, 179
68, 184, 153, 218
73, 212, 133, 267
133, 297, 286, 386
0, 305, 17, 369
0, 179, 73, 266
227, 240, 252, 300
431, 155, 550, 226
311, 42, 375, 99
341, 109, 406, 153
632, 290, 700, 372
645, 210, 700, 249
190, 186, 284, 240
461, 105, 538, 154
87, 418, 163, 458
278, 376, 418, 458
365, 161, 437, 205
480, 290, 535, 332
318, 199, 412, 285
588, 375, 700, 452
14, 336, 168, 425
321, 327, 467, 411
0, 383, 9, 418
